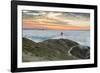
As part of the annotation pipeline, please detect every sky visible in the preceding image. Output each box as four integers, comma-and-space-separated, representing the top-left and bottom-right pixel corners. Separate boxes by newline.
22, 10, 90, 30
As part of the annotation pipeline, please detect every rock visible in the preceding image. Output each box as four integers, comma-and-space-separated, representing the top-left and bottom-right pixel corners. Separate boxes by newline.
70, 45, 90, 59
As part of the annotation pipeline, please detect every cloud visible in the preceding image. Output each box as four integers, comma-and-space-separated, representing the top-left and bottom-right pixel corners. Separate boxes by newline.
22, 10, 90, 30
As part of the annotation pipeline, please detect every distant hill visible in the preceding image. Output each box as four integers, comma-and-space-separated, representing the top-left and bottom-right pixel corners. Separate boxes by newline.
22, 37, 90, 62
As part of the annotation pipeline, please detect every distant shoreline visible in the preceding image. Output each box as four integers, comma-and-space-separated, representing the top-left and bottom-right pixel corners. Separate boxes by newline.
23, 28, 90, 31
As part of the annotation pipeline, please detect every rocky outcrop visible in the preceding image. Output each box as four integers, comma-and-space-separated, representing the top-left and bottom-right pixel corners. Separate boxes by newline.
70, 45, 90, 59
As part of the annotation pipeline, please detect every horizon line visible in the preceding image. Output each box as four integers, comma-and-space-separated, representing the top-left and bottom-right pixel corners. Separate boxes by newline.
22, 28, 90, 31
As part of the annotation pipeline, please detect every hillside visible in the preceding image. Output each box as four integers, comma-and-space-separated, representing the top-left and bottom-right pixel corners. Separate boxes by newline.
22, 37, 90, 62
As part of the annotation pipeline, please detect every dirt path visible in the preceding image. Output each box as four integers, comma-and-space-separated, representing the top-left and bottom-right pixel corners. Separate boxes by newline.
68, 45, 79, 59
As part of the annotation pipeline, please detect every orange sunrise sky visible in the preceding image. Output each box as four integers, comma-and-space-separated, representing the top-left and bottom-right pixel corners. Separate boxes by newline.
22, 10, 90, 30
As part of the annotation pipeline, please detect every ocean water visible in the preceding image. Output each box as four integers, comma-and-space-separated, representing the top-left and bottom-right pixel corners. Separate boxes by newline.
23, 30, 90, 46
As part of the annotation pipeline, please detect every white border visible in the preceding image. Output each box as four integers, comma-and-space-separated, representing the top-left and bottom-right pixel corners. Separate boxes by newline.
17, 5, 94, 68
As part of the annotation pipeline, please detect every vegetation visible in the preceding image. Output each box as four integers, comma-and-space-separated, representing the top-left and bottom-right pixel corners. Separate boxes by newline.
22, 37, 90, 62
